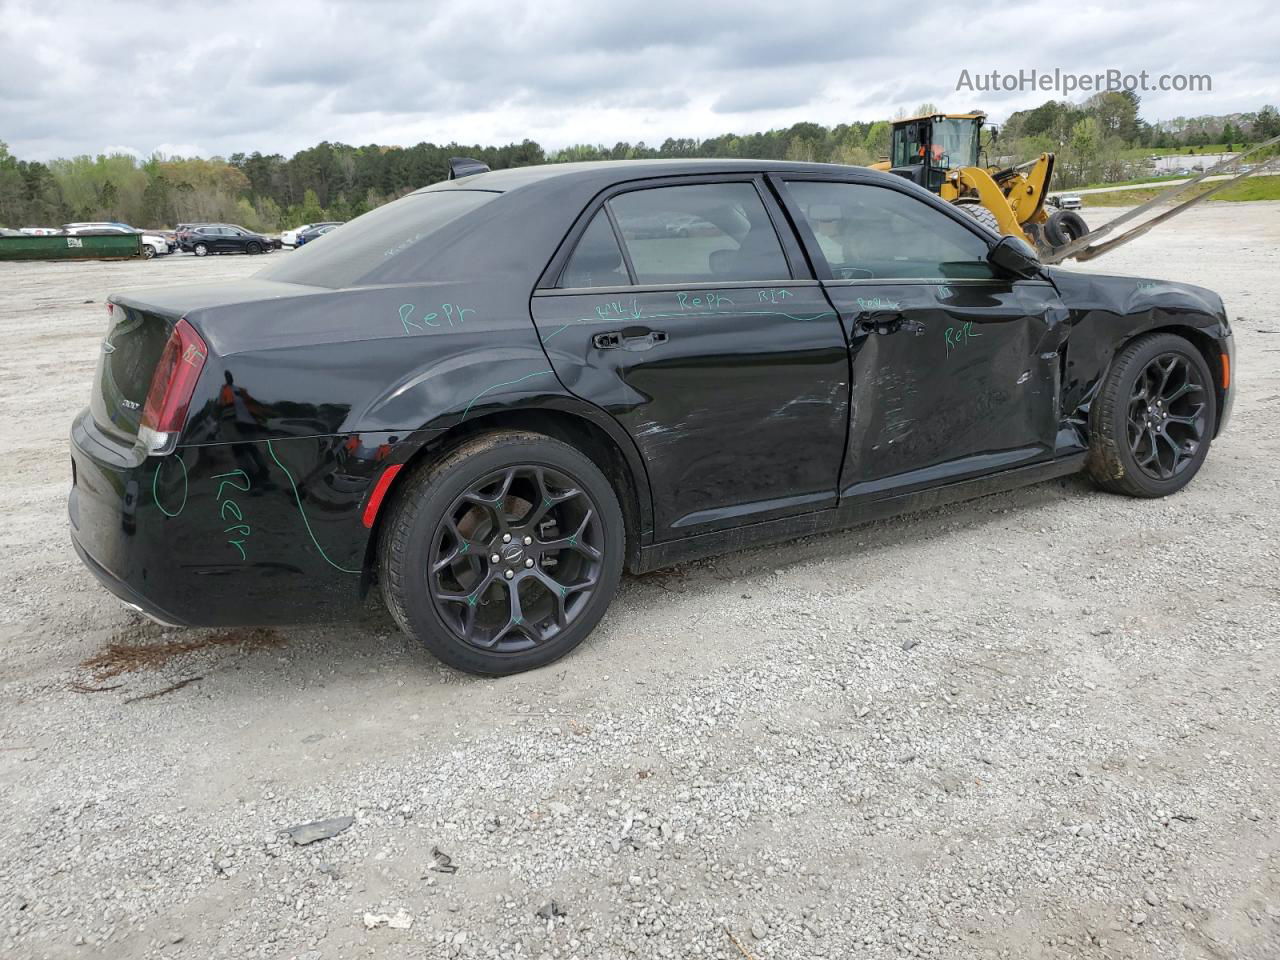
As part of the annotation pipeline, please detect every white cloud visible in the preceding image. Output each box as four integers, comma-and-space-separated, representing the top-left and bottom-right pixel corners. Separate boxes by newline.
2, 0, 1277, 161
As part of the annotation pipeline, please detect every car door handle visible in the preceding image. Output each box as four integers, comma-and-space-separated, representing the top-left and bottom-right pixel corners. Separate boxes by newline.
593, 328, 668, 351
856, 312, 925, 336
592, 332, 622, 349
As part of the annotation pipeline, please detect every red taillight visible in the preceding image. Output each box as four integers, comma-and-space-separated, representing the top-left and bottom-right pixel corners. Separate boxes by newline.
139, 318, 206, 454
362, 464, 403, 528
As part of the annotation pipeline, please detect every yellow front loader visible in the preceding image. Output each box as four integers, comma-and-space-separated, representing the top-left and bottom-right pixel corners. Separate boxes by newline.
870, 112, 1087, 256
869, 112, 1280, 264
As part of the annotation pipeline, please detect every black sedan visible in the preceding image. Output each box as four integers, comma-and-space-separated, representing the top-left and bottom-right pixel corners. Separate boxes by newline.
187, 224, 273, 257
69, 159, 1234, 676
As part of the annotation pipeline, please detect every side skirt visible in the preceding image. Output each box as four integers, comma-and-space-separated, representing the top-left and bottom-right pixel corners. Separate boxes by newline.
633, 454, 1087, 573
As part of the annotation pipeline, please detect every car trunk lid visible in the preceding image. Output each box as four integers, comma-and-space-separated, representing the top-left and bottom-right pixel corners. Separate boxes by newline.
88, 279, 322, 447
89, 300, 182, 445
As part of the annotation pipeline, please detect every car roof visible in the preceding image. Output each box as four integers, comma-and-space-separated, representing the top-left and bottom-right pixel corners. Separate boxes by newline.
415, 158, 898, 196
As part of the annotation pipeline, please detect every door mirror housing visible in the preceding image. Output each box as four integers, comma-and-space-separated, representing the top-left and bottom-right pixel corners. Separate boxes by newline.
988, 234, 1042, 279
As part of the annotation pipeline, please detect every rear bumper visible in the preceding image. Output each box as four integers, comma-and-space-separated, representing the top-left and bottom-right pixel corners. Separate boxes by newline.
69, 408, 372, 628
70, 535, 189, 627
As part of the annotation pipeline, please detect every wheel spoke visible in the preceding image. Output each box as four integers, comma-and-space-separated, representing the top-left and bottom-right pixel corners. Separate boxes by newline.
1164, 380, 1203, 403
461, 467, 517, 533
1155, 430, 1183, 475
531, 570, 571, 628
1165, 403, 1205, 430
480, 579, 536, 649
524, 467, 581, 528
431, 516, 475, 573
435, 567, 495, 609
531, 569, 596, 628
1130, 375, 1151, 404
1134, 430, 1159, 468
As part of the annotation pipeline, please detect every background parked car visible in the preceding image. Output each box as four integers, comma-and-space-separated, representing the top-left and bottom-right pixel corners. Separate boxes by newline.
19, 226, 60, 236
175, 223, 214, 251
294, 222, 343, 246
187, 224, 273, 256
64, 223, 171, 258
62, 221, 134, 232
0, 228, 25, 237
150, 230, 178, 253
281, 221, 342, 247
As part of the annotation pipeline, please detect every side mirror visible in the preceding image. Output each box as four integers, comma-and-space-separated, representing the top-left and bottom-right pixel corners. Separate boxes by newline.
989, 125, 999, 142
988, 234, 1042, 279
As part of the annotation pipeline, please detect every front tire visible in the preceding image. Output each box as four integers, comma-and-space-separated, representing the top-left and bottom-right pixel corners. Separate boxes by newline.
245, 241, 261, 255
955, 199, 1001, 234
380, 431, 625, 675
193, 242, 209, 257
1087, 333, 1216, 498
142, 244, 156, 259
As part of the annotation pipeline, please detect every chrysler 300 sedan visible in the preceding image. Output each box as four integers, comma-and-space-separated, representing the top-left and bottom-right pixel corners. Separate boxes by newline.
69, 159, 1234, 675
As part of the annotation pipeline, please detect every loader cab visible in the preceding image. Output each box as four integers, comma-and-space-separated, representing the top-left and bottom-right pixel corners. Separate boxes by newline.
889, 113, 984, 194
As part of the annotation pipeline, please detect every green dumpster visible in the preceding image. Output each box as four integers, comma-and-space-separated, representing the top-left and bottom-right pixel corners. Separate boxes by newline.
0, 233, 142, 261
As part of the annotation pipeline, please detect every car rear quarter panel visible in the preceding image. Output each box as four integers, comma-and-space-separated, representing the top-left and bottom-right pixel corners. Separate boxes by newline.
131, 273, 655, 623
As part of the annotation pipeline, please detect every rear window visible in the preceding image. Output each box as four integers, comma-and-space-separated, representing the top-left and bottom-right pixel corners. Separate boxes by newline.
608, 183, 790, 285
257, 190, 497, 288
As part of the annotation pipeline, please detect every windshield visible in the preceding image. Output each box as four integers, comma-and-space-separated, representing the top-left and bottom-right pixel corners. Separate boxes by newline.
931, 118, 979, 169
257, 189, 498, 288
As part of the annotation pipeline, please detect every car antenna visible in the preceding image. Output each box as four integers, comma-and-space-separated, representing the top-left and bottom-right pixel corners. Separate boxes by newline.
447, 157, 490, 180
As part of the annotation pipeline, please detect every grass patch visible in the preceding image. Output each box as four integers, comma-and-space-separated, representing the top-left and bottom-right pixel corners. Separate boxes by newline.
1078, 175, 1280, 206
1076, 174, 1193, 190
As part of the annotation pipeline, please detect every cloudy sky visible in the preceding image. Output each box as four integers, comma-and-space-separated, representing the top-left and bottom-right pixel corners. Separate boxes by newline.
3, 0, 1278, 161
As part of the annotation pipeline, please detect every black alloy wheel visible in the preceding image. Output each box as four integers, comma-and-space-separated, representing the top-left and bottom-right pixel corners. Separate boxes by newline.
429, 463, 605, 652
380, 431, 625, 675
1125, 352, 1208, 482
1088, 332, 1216, 498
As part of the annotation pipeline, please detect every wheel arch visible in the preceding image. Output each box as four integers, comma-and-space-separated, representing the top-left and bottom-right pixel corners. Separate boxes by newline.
361, 403, 654, 586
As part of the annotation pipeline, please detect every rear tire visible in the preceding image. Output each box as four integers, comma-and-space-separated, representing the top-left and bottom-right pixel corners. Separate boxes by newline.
380, 431, 625, 675
193, 243, 209, 257
1087, 332, 1216, 498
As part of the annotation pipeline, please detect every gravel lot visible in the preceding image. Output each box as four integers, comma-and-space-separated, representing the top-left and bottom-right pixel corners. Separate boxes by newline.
2, 204, 1279, 960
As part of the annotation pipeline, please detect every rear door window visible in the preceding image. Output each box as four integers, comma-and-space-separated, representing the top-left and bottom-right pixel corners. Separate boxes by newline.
559, 211, 628, 288
607, 183, 791, 284
785, 180, 996, 280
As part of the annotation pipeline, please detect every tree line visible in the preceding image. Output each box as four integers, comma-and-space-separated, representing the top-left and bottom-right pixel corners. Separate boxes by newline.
3, 97, 1277, 230
1000, 94, 1280, 185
